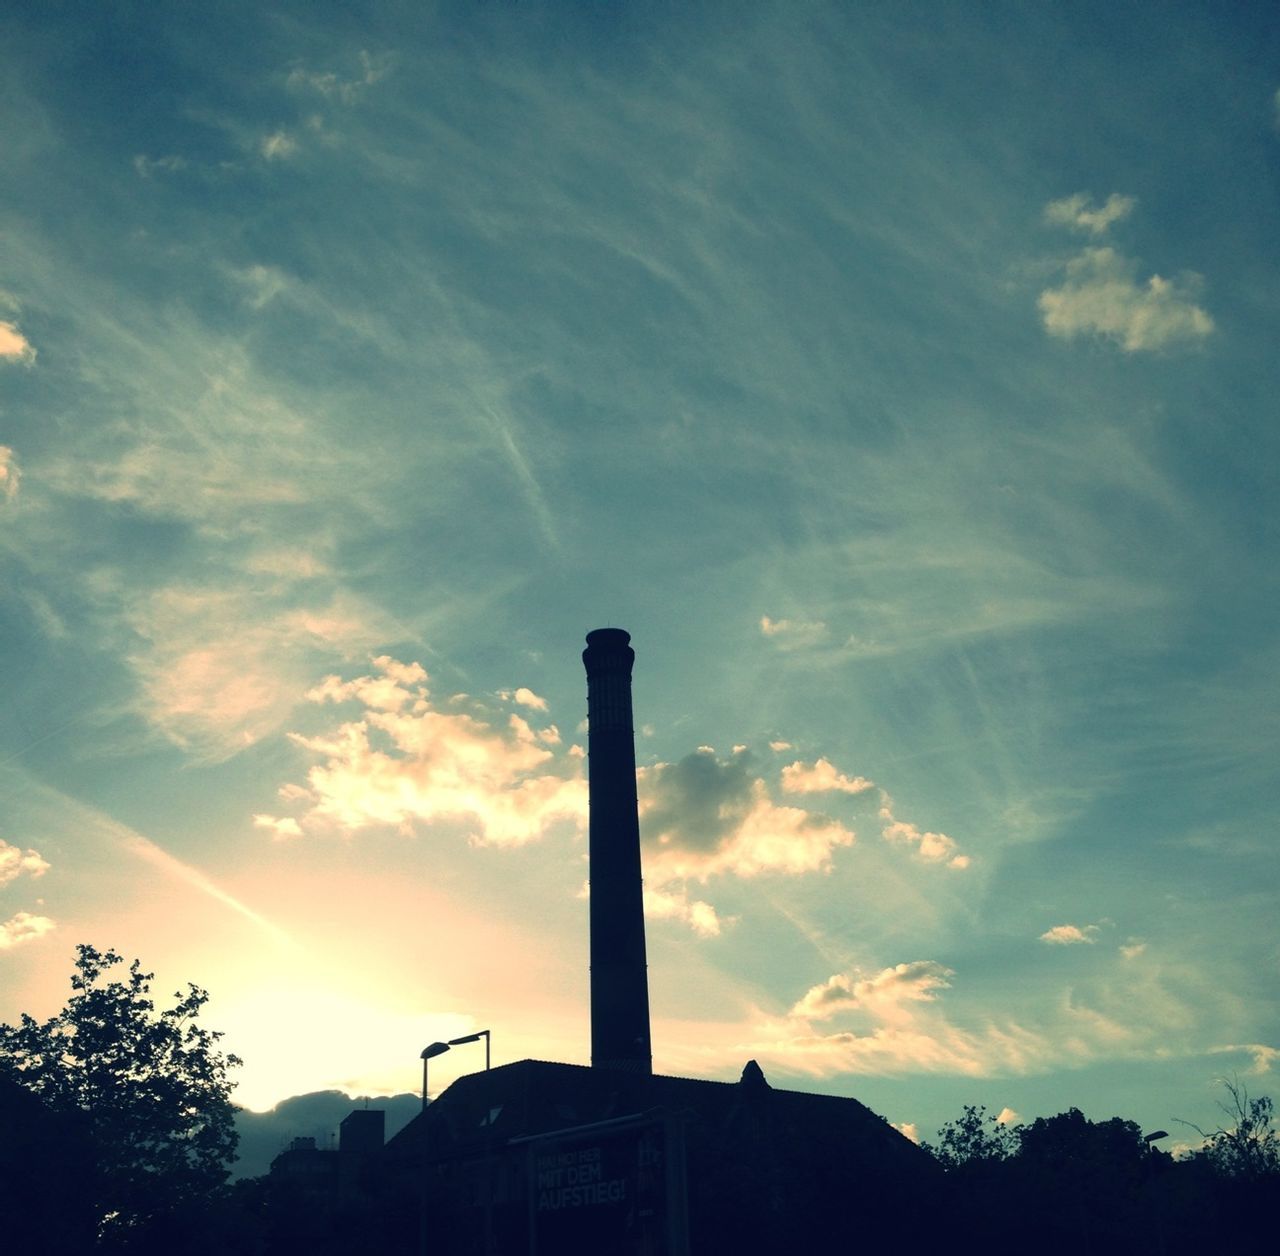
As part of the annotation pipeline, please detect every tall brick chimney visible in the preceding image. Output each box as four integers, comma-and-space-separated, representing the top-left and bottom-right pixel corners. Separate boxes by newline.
582, 628, 652, 1074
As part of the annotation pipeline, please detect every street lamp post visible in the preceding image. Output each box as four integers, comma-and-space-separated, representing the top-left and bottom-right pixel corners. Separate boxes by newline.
420, 1041, 451, 1113
418, 1032, 493, 1254
448, 1029, 492, 1071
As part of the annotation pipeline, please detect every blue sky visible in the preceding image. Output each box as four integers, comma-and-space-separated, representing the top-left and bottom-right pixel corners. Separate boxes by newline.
2, 1, 1277, 1149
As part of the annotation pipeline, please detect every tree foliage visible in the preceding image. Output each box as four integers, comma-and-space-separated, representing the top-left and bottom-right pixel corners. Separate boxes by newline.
0, 944, 241, 1248
925, 1103, 1018, 1169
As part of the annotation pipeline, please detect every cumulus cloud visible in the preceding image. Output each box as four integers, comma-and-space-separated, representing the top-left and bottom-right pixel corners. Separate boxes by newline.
270, 655, 585, 847
878, 794, 968, 868
498, 686, 548, 711
759, 615, 827, 648
0, 446, 20, 502
1038, 246, 1213, 352
1120, 939, 1148, 959
639, 748, 855, 881
780, 757, 873, 796
995, 1107, 1019, 1126
1040, 923, 1100, 945
253, 814, 303, 840
893, 1122, 920, 1143
0, 911, 56, 949
790, 961, 954, 1022
643, 886, 723, 938
1043, 192, 1136, 235
0, 840, 50, 887
0, 319, 36, 364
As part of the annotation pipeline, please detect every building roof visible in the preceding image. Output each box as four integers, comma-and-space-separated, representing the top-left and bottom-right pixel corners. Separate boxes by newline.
389, 1057, 931, 1177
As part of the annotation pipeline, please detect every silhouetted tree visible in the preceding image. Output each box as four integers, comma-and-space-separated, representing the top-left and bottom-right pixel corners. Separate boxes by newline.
925, 1103, 1017, 1169
0, 944, 241, 1251
1178, 1076, 1279, 1181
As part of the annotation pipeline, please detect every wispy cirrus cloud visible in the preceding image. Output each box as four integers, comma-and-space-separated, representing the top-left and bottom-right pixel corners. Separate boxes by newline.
0, 446, 19, 502
746, 960, 1054, 1079
126, 585, 389, 758
759, 615, 827, 648
286, 50, 393, 104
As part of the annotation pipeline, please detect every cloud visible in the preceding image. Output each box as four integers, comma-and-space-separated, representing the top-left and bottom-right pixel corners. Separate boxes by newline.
0, 911, 56, 949
1040, 923, 1100, 945
1120, 938, 1147, 959
1209, 1043, 1278, 1075
1043, 192, 1136, 235
260, 131, 298, 160
286, 51, 392, 104
0, 319, 36, 364
1038, 246, 1213, 352
0, 446, 19, 502
643, 886, 723, 938
740, 962, 1068, 1080
878, 794, 968, 868
780, 757, 873, 796
759, 615, 827, 648
133, 153, 188, 178
995, 1107, 1019, 1125
253, 814, 303, 840
893, 1121, 920, 1143
125, 586, 388, 757
272, 656, 585, 846
790, 961, 954, 1022
639, 748, 855, 881
0, 839, 50, 887
498, 686, 548, 711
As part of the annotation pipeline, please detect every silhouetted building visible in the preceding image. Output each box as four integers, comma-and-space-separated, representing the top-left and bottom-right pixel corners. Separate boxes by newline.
340, 1108, 385, 1156
371, 630, 942, 1254
583, 627, 652, 1074
0, 1074, 96, 1254
385, 1055, 938, 1255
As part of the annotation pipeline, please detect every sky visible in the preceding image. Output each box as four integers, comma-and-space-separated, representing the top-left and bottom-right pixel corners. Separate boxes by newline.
2, 1, 1277, 1154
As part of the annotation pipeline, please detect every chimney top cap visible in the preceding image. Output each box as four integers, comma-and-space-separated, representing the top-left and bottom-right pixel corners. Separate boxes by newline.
585, 627, 631, 649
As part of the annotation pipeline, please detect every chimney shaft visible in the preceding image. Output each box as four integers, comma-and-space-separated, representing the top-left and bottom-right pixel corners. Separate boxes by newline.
582, 628, 652, 1073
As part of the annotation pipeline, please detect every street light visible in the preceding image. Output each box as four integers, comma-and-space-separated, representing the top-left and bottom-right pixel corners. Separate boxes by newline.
420, 1041, 451, 1113
417, 1033, 495, 1254
448, 1029, 492, 1071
